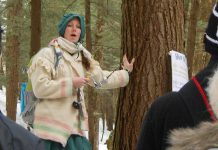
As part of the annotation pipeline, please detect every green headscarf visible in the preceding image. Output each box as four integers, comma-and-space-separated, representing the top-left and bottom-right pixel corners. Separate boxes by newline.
58, 13, 85, 42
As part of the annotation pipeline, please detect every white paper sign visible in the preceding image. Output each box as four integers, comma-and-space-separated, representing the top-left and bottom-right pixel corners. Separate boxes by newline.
169, 50, 189, 91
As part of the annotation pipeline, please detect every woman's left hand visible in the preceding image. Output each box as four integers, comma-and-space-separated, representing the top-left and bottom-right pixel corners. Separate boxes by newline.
122, 54, 135, 73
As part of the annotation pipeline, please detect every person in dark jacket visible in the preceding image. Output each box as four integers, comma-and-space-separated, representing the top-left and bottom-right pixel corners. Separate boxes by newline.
0, 110, 45, 150
136, 2, 218, 150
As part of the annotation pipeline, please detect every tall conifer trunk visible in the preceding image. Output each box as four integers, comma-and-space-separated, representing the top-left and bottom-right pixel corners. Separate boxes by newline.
113, 0, 184, 149
193, 0, 215, 74
85, 0, 99, 150
186, 0, 200, 77
5, 0, 22, 120
30, 0, 41, 57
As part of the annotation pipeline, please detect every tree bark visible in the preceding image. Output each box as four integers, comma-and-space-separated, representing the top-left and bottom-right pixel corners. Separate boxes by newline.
0, 26, 3, 90
85, 0, 99, 150
30, 0, 41, 57
85, 0, 92, 51
192, 0, 215, 75
113, 0, 184, 149
5, 0, 22, 120
186, 0, 201, 78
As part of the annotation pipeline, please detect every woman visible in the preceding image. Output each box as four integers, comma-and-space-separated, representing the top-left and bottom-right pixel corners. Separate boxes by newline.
28, 13, 134, 149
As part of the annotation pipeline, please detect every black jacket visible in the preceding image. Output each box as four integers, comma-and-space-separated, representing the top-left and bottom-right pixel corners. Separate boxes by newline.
136, 56, 218, 150
0, 111, 45, 150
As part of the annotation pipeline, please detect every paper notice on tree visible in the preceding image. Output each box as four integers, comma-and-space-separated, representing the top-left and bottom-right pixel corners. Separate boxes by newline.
169, 50, 189, 91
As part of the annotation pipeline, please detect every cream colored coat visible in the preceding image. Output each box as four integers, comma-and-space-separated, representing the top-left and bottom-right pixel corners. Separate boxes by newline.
28, 37, 129, 146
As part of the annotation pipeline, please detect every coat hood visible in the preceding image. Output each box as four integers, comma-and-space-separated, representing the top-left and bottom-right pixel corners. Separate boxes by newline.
167, 121, 218, 150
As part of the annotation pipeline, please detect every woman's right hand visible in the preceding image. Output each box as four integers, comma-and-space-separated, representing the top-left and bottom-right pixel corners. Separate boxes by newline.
73, 77, 89, 88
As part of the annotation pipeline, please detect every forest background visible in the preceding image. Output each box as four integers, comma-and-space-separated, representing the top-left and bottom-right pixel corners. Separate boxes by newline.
0, 0, 216, 150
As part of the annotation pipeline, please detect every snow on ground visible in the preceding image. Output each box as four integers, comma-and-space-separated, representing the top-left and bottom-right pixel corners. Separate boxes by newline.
0, 87, 110, 150
0, 88, 6, 115
0, 87, 26, 127
99, 118, 112, 150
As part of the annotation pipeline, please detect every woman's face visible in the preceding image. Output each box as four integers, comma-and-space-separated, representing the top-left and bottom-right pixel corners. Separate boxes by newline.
64, 18, 81, 43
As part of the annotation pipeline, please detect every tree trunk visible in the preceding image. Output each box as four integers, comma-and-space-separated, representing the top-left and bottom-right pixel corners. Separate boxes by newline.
0, 25, 3, 90
0, 25, 3, 55
91, 1, 108, 149
5, 0, 22, 120
87, 88, 98, 150
199, 0, 216, 22
192, 0, 215, 74
113, 0, 184, 149
186, 0, 201, 78
30, 0, 41, 57
85, 0, 92, 51
85, 0, 99, 150
184, 0, 191, 51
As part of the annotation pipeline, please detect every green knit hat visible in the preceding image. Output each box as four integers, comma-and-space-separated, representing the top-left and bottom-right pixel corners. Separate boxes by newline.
58, 13, 85, 42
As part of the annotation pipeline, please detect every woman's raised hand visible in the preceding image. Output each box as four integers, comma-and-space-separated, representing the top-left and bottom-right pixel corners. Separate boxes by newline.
122, 54, 135, 73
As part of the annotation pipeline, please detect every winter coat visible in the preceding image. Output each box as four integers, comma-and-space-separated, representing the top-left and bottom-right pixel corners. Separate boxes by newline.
0, 111, 45, 150
28, 37, 129, 147
167, 121, 218, 150
167, 54, 218, 150
136, 55, 218, 150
